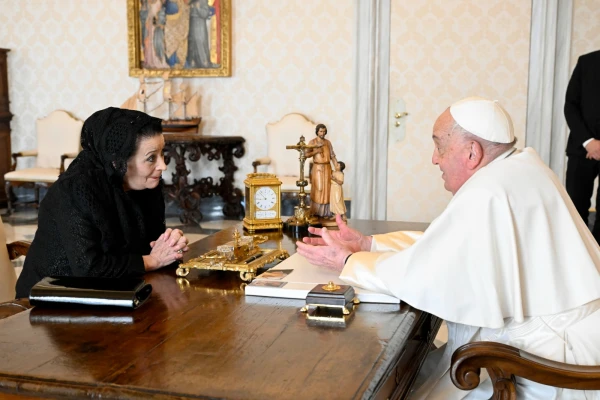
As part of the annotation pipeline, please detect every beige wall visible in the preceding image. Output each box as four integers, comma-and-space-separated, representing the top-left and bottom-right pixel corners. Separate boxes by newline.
387, 0, 532, 222
5, 1, 587, 223
571, 0, 600, 68
0, 0, 354, 192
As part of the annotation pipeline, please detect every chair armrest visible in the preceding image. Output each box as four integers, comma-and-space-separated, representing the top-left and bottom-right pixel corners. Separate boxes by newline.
6, 240, 31, 260
0, 298, 32, 320
252, 157, 272, 173
10, 150, 38, 171
60, 152, 79, 173
451, 342, 600, 400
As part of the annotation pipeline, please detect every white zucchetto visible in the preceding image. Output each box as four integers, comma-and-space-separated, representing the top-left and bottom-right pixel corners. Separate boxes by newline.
449, 96, 515, 144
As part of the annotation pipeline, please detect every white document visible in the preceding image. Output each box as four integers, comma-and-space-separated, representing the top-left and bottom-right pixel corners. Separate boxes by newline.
244, 253, 400, 304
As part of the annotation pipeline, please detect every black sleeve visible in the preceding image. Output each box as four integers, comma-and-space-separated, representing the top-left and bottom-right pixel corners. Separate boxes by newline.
131, 185, 167, 244
565, 57, 594, 148
53, 179, 146, 278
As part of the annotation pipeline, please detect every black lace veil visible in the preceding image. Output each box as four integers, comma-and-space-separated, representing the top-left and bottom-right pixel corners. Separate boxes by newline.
57, 107, 165, 254
68, 107, 162, 185
14, 108, 168, 298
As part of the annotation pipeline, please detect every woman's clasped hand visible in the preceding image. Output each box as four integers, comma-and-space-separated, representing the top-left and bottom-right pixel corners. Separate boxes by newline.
146, 228, 190, 271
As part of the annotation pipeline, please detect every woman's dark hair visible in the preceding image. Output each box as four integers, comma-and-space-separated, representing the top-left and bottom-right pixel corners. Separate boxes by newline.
131, 118, 163, 159
315, 123, 327, 136
338, 161, 345, 172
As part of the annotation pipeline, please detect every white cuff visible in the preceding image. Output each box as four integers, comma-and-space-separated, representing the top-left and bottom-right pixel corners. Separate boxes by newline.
339, 251, 396, 296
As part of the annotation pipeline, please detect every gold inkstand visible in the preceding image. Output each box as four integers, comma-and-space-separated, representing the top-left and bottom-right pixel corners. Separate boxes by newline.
176, 229, 289, 281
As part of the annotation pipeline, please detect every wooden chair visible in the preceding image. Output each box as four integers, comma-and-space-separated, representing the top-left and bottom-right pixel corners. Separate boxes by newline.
0, 219, 30, 303
451, 342, 600, 399
252, 113, 316, 195
4, 110, 82, 214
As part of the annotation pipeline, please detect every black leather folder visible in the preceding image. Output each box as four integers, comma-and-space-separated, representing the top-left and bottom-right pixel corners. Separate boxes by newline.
29, 277, 152, 309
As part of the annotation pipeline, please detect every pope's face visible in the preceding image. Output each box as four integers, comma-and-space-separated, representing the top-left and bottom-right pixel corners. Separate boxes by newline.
317, 128, 327, 139
123, 134, 167, 191
431, 111, 470, 195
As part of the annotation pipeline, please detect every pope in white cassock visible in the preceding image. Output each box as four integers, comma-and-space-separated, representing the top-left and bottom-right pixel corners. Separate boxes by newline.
297, 97, 600, 399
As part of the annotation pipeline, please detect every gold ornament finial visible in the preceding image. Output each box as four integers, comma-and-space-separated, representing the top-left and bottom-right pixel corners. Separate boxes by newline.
322, 281, 340, 291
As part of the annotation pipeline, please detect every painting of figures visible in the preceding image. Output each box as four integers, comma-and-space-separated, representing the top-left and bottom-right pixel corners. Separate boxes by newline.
128, 0, 231, 77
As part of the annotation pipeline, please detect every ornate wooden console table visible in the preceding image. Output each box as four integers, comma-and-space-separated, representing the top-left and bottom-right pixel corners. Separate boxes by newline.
163, 133, 245, 224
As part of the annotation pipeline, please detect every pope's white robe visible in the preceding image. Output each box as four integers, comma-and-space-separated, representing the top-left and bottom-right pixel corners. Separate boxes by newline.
340, 148, 600, 399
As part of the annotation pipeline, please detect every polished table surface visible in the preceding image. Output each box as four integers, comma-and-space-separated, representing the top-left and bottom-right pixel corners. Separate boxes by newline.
0, 220, 439, 400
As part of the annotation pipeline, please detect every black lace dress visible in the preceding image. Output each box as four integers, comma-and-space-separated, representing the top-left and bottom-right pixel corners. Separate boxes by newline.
15, 108, 167, 298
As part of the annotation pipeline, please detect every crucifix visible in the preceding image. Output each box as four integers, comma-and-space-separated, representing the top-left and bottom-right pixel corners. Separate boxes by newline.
285, 136, 323, 230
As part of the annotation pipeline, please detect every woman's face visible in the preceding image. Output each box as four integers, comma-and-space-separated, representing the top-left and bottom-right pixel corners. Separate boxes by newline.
123, 134, 167, 191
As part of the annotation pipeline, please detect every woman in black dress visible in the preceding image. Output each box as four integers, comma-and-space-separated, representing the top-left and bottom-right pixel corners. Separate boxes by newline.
16, 107, 189, 298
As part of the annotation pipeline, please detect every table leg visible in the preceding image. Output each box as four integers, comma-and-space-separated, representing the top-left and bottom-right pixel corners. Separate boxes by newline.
164, 143, 203, 224
163, 138, 245, 224
219, 141, 244, 218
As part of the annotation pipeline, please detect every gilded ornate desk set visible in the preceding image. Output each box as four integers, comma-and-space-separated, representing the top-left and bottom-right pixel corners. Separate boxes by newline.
176, 229, 289, 282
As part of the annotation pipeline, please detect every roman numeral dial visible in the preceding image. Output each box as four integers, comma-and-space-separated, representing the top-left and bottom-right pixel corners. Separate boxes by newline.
254, 187, 277, 211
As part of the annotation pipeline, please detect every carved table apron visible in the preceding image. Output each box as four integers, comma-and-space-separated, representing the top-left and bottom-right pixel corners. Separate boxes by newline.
163, 134, 245, 224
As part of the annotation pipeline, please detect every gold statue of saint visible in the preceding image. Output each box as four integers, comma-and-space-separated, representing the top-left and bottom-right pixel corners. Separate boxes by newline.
304, 124, 338, 220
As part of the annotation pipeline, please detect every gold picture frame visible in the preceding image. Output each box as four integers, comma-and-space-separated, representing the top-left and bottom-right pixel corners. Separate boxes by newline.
127, 0, 231, 77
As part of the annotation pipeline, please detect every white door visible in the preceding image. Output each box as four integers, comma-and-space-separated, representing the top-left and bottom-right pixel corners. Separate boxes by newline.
385, 0, 531, 222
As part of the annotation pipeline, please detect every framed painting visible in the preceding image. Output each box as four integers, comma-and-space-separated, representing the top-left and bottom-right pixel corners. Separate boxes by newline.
127, 0, 231, 77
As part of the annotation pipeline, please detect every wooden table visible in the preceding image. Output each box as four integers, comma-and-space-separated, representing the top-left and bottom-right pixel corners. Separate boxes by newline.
163, 134, 245, 224
0, 220, 439, 400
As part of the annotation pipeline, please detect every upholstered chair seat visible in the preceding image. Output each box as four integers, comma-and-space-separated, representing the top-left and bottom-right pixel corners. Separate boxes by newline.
5, 167, 62, 183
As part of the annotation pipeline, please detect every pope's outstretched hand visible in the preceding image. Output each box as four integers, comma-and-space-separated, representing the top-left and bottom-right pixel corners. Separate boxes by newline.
296, 215, 372, 272
303, 215, 371, 252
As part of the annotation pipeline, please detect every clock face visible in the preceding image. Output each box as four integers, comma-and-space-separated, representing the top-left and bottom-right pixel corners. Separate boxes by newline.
254, 187, 277, 211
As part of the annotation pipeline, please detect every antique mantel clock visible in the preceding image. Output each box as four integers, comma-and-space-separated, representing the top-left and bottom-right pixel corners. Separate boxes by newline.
243, 173, 283, 232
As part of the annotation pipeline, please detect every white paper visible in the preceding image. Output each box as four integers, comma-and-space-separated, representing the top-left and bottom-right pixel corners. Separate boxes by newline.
244, 253, 400, 304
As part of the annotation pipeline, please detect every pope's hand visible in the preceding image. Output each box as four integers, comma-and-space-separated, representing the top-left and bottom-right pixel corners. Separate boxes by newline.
302, 214, 372, 252
296, 227, 352, 272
